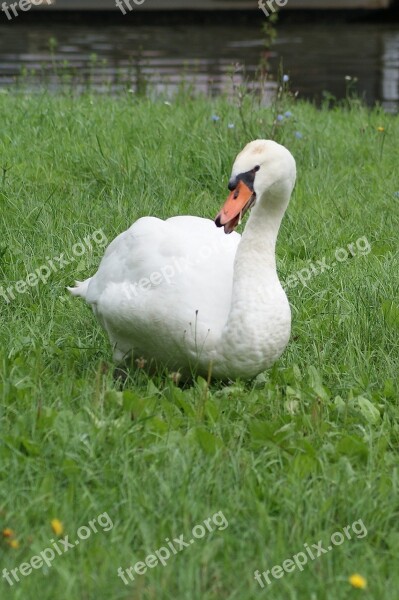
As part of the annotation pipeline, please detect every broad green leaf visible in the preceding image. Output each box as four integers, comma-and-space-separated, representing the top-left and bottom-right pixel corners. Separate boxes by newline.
355, 396, 380, 424
195, 428, 224, 454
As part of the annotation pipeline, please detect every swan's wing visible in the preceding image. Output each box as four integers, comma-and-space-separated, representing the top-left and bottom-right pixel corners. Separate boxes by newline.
72, 216, 240, 352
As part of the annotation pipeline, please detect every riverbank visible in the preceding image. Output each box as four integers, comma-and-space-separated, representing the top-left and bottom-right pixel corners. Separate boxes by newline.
1, 17, 399, 109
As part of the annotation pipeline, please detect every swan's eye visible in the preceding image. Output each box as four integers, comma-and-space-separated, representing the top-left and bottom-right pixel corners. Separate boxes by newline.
254, 165, 260, 172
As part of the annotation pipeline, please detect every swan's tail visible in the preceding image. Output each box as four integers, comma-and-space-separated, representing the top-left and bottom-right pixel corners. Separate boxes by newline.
67, 278, 92, 299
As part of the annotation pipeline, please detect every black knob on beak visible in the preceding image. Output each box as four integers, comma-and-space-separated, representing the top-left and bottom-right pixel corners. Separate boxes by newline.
228, 177, 237, 191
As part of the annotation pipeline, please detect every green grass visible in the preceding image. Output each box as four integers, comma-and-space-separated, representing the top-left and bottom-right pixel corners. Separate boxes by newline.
0, 88, 398, 600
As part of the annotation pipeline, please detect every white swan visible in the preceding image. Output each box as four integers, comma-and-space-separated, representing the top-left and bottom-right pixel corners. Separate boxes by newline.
69, 140, 296, 379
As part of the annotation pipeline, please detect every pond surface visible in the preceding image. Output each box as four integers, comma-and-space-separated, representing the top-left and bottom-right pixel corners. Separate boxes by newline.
0, 17, 398, 110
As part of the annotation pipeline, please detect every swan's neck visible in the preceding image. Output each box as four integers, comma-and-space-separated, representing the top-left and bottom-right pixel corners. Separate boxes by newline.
217, 188, 291, 377
235, 199, 283, 272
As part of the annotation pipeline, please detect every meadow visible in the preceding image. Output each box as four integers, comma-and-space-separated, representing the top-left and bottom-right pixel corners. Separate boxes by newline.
0, 86, 398, 599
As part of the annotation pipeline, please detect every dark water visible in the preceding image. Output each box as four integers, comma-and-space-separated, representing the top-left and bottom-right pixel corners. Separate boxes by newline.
0, 18, 398, 110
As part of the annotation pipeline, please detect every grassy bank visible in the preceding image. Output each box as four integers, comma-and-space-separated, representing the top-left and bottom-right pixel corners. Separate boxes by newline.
0, 90, 398, 599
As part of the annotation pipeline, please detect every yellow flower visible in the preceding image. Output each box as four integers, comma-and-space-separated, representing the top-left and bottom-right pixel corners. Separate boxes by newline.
377, 126, 385, 132
2, 528, 14, 538
51, 518, 64, 536
349, 573, 367, 589
7, 539, 20, 549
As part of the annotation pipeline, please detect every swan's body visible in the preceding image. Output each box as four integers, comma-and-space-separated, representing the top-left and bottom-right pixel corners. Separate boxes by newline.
69, 140, 296, 379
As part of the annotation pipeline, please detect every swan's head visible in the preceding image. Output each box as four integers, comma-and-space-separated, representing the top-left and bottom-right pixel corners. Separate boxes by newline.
215, 140, 296, 234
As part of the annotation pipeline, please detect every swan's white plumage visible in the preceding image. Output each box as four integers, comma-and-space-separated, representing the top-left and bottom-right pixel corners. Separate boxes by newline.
69, 140, 296, 379
78, 216, 240, 369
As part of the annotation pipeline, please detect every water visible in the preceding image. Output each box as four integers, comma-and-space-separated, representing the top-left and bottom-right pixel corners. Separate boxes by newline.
0, 17, 398, 110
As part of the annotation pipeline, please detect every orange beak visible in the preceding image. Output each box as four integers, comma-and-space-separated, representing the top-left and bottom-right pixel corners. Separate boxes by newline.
215, 181, 255, 234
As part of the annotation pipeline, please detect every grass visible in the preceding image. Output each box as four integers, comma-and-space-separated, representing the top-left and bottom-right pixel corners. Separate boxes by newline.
0, 86, 398, 600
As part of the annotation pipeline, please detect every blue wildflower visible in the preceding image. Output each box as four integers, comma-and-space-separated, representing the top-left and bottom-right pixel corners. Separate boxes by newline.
284, 111, 293, 118
277, 114, 284, 122
211, 115, 220, 122
228, 123, 235, 129
295, 131, 303, 139
282, 74, 289, 83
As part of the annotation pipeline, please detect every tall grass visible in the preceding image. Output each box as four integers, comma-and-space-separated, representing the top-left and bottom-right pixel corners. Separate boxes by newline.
0, 85, 398, 599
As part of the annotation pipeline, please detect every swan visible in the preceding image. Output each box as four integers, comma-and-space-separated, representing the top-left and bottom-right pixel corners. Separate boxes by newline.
69, 140, 296, 379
